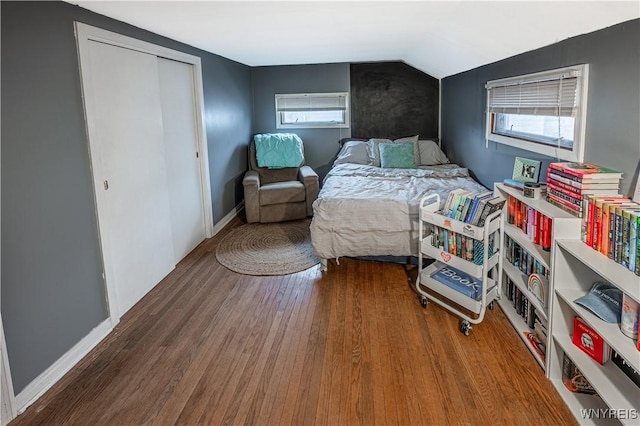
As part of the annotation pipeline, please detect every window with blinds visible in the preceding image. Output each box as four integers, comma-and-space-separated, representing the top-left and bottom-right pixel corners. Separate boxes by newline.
485, 64, 589, 162
275, 92, 349, 129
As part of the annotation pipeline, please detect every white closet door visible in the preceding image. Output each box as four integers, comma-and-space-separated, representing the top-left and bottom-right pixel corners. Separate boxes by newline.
157, 58, 206, 261
86, 41, 176, 317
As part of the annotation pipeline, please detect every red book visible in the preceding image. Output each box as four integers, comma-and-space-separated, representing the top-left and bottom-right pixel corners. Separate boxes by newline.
586, 196, 630, 249
586, 196, 597, 247
549, 162, 623, 180
547, 193, 582, 212
547, 176, 620, 194
572, 317, 610, 364
543, 216, 552, 251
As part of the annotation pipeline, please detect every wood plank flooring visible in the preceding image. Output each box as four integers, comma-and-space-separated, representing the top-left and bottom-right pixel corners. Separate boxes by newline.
11, 217, 577, 425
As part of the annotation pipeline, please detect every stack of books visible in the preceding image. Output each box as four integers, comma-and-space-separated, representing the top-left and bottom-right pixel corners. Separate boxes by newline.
546, 162, 623, 218
582, 195, 640, 275
442, 189, 505, 227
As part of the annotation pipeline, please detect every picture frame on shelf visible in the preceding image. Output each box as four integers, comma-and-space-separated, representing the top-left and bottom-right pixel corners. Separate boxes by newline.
512, 157, 542, 183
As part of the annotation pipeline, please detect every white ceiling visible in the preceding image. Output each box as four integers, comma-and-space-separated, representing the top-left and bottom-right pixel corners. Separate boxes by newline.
70, 1, 639, 79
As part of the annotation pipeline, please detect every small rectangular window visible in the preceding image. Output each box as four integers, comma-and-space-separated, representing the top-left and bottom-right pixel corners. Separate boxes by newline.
275, 92, 349, 129
485, 65, 589, 162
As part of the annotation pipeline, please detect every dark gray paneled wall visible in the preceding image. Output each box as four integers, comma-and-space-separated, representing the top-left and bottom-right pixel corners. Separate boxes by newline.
350, 62, 439, 140
1, 1, 252, 393
251, 63, 351, 179
442, 19, 640, 196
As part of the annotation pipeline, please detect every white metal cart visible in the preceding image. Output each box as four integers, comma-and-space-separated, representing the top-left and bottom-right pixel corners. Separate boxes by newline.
416, 193, 503, 335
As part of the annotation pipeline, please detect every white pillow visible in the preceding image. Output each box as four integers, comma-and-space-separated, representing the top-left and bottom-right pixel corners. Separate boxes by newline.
418, 139, 450, 165
367, 135, 419, 167
333, 140, 370, 165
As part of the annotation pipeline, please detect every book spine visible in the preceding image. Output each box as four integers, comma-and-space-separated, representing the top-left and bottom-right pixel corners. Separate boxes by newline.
548, 188, 583, 206
546, 177, 585, 194
548, 172, 582, 187
547, 179, 582, 201
547, 193, 582, 212
586, 196, 596, 247
547, 197, 582, 218
636, 214, 640, 276
532, 209, 540, 245
622, 210, 631, 268
614, 210, 624, 263
594, 200, 604, 250
609, 204, 617, 259
629, 212, 639, 273
549, 164, 585, 179
600, 203, 611, 256
507, 196, 515, 225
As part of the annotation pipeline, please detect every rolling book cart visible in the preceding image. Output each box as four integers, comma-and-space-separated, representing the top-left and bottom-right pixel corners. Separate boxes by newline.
416, 193, 503, 335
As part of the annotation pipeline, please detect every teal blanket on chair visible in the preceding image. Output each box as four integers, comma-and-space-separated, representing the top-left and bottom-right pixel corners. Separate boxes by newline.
254, 133, 304, 169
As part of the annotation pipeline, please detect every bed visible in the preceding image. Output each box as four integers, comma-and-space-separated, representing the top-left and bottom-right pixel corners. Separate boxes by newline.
310, 136, 489, 270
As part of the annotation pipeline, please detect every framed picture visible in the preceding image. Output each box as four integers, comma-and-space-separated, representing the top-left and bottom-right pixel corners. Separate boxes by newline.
512, 157, 542, 183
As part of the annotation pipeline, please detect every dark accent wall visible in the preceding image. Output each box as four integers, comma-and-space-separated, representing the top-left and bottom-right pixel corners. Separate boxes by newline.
350, 62, 439, 140
251, 63, 351, 179
1, 0, 252, 393
442, 19, 640, 196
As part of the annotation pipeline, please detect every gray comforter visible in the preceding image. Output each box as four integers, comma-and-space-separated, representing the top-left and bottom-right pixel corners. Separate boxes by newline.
310, 163, 488, 265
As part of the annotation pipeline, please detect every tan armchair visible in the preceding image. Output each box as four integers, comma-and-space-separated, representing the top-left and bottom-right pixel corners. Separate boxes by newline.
243, 139, 319, 223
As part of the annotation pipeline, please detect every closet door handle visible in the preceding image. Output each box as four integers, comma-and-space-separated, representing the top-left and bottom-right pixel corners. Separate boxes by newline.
104, 180, 109, 190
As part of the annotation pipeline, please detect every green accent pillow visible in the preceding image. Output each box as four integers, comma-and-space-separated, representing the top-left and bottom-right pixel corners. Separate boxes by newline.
379, 143, 416, 168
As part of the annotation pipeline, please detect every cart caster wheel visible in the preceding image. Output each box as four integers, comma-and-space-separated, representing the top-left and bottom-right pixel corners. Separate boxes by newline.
488, 301, 494, 310
420, 296, 428, 308
459, 320, 472, 336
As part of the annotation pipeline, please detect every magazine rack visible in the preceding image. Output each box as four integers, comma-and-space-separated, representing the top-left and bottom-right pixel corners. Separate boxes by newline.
416, 193, 503, 335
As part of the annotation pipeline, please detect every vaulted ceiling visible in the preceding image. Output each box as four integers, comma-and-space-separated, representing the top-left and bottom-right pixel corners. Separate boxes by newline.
70, 1, 639, 79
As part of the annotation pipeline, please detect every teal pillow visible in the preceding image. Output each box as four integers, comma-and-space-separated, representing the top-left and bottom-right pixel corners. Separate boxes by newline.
379, 143, 416, 168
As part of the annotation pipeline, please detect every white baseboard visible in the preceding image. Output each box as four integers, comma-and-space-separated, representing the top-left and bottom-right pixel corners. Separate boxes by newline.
213, 201, 244, 235
15, 319, 112, 414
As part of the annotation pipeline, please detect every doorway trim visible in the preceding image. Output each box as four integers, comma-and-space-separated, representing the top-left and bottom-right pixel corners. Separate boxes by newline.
74, 22, 213, 324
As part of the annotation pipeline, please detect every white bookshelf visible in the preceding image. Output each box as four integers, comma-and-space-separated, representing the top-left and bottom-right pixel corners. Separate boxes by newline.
494, 183, 582, 374
549, 238, 640, 426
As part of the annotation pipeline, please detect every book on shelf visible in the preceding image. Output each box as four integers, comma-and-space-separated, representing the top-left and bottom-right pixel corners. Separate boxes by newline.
547, 192, 582, 217
546, 176, 620, 195
547, 187, 583, 207
612, 351, 640, 389
581, 196, 629, 247
549, 162, 623, 180
572, 316, 611, 365
548, 170, 621, 188
503, 178, 525, 189
475, 196, 505, 227
443, 189, 469, 216
546, 196, 582, 218
562, 353, 597, 395
429, 265, 482, 300
524, 331, 546, 359
622, 209, 640, 270
465, 191, 493, 224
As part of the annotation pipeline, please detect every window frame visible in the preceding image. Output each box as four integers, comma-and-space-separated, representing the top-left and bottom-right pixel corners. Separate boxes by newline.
275, 92, 350, 129
485, 65, 589, 162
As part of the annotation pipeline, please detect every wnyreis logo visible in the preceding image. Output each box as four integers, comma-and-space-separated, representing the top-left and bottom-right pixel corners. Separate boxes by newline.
581, 409, 638, 421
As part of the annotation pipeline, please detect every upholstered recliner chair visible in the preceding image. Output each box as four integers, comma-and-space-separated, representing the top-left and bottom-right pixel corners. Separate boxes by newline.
243, 134, 319, 223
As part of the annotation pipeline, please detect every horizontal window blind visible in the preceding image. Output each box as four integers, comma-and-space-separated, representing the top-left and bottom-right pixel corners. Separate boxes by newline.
276, 93, 348, 112
487, 70, 581, 117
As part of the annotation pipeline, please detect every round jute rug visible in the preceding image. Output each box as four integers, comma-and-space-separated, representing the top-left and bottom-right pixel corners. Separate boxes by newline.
215, 219, 319, 276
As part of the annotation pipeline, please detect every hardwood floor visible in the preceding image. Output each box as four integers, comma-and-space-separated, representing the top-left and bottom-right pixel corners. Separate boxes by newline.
12, 217, 577, 425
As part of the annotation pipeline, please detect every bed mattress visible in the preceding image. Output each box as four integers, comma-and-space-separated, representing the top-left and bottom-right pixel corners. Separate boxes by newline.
310, 163, 488, 264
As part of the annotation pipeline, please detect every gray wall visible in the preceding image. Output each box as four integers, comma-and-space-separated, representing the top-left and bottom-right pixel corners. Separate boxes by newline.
251, 63, 351, 179
1, 1, 252, 393
442, 19, 640, 196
